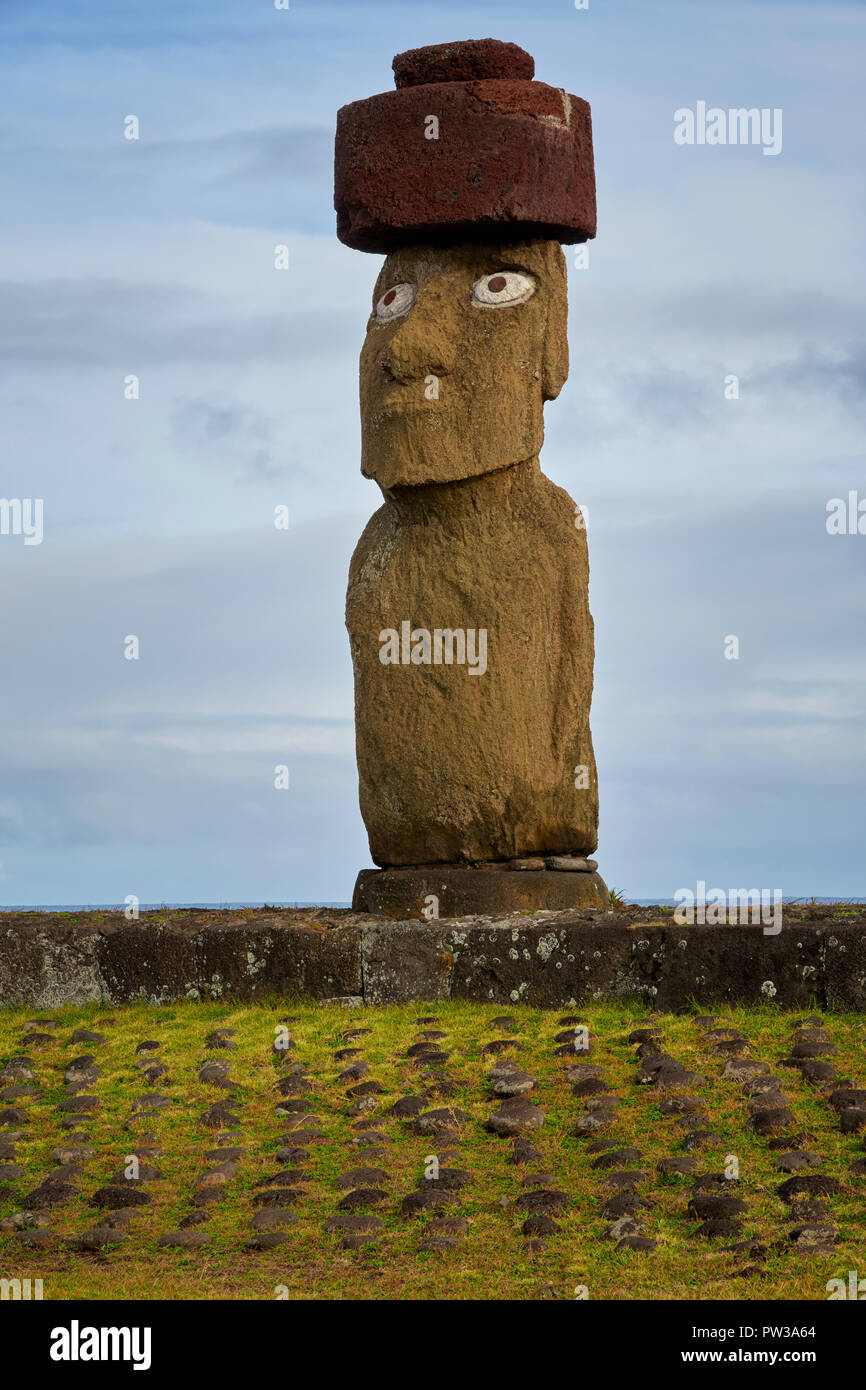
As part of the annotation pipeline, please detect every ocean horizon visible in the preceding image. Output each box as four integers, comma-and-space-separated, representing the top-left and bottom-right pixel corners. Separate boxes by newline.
0, 897, 857, 912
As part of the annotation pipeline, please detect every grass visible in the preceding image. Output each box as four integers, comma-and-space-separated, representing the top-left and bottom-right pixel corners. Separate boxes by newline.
1, 998, 864, 1301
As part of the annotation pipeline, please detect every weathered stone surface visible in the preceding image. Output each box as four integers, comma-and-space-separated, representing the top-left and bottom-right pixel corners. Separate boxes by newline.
158, 1231, 210, 1250
354, 868, 607, 918
361, 921, 452, 1004
335, 44, 596, 253
655, 925, 826, 1009
0, 912, 362, 1007
1, 910, 864, 1009
448, 920, 639, 1006
392, 39, 535, 89
347, 231, 602, 872
485, 1097, 545, 1136
67, 1227, 126, 1251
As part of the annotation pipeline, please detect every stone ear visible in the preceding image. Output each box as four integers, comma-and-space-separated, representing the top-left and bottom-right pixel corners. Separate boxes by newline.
541, 244, 569, 401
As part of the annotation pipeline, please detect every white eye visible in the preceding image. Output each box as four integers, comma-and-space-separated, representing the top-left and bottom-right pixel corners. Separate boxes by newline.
471, 271, 536, 307
375, 283, 416, 322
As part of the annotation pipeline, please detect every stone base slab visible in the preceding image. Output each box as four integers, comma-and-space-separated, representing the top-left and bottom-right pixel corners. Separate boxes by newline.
352, 865, 609, 918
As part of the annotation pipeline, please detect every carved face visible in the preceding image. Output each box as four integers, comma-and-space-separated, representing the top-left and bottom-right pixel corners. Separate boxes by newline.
359, 239, 568, 489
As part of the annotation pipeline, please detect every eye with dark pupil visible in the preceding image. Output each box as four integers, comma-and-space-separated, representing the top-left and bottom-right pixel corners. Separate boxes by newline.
383, 289, 397, 305
487, 276, 507, 293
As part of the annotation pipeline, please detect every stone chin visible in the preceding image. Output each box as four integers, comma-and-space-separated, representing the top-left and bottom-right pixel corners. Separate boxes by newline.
360, 411, 544, 490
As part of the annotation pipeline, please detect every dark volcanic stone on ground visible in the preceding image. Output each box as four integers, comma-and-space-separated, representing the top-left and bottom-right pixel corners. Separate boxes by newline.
390, 1095, 427, 1117
591, 1147, 642, 1170
58, 1095, 100, 1114
516, 1189, 568, 1216
200, 1102, 240, 1128
574, 1111, 617, 1136
572, 1077, 610, 1097
67, 1227, 126, 1251
347, 1080, 385, 1097
749, 1108, 796, 1135
510, 1139, 544, 1165
564, 1063, 605, 1082
429, 1216, 469, 1236
777, 1175, 841, 1200
485, 1097, 545, 1136
691, 1173, 738, 1192
91, 1185, 150, 1209
401, 1188, 459, 1216
251, 1208, 298, 1231
257, 1168, 307, 1188
522, 1215, 561, 1237
602, 1192, 652, 1218
246, 1231, 290, 1250
658, 1096, 704, 1115
337, 1166, 388, 1189
678, 1130, 724, 1151
339, 1062, 370, 1082
602, 1216, 644, 1241
767, 1131, 816, 1151
601, 1170, 647, 1191
410, 1107, 470, 1134
251, 1189, 300, 1208
696, 1218, 744, 1239
491, 1070, 537, 1097
159, 1230, 210, 1249
418, 1167, 471, 1191
204, 1146, 246, 1162
799, 1060, 837, 1084
828, 1088, 866, 1111
337, 1187, 388, 1211
15, 1228, 58, 1249
774, 1151, 824, 1172
688, 1195, 748, 1219
788, 1199, 830, 1221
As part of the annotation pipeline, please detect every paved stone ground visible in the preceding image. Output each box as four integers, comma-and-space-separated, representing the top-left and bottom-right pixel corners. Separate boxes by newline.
1, 1000, 864, 1299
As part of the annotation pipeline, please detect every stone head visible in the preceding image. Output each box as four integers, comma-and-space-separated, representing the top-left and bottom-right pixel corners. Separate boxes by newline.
359, 238, 568, 490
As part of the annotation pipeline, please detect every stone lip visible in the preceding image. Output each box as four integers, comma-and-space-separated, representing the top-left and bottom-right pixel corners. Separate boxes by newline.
334, 44, 596, 252
1, 906, 865, 1009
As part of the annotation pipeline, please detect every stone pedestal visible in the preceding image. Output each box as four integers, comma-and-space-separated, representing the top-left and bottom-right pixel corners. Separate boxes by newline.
353, 864, 609, 919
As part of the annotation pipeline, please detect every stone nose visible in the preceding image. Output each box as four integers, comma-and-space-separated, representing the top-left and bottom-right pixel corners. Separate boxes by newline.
380, 294, 456, 382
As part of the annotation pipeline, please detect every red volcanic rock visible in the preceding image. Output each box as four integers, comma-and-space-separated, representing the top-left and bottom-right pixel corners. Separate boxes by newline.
392, 38, 534, 88
334, 39, 596, 252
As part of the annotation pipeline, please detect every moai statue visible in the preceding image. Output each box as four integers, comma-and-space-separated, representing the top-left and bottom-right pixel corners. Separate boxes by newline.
335, 40, 609, 918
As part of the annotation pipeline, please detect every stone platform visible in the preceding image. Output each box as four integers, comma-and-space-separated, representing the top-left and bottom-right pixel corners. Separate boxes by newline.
1, 904, 865, 1010
353, 864, 608, 917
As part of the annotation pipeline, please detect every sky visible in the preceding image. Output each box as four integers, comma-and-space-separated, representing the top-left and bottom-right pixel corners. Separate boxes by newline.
0, 0, 864, 906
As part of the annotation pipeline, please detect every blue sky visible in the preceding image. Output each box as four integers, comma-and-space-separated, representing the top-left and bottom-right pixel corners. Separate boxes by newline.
1, 0, 864, 905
